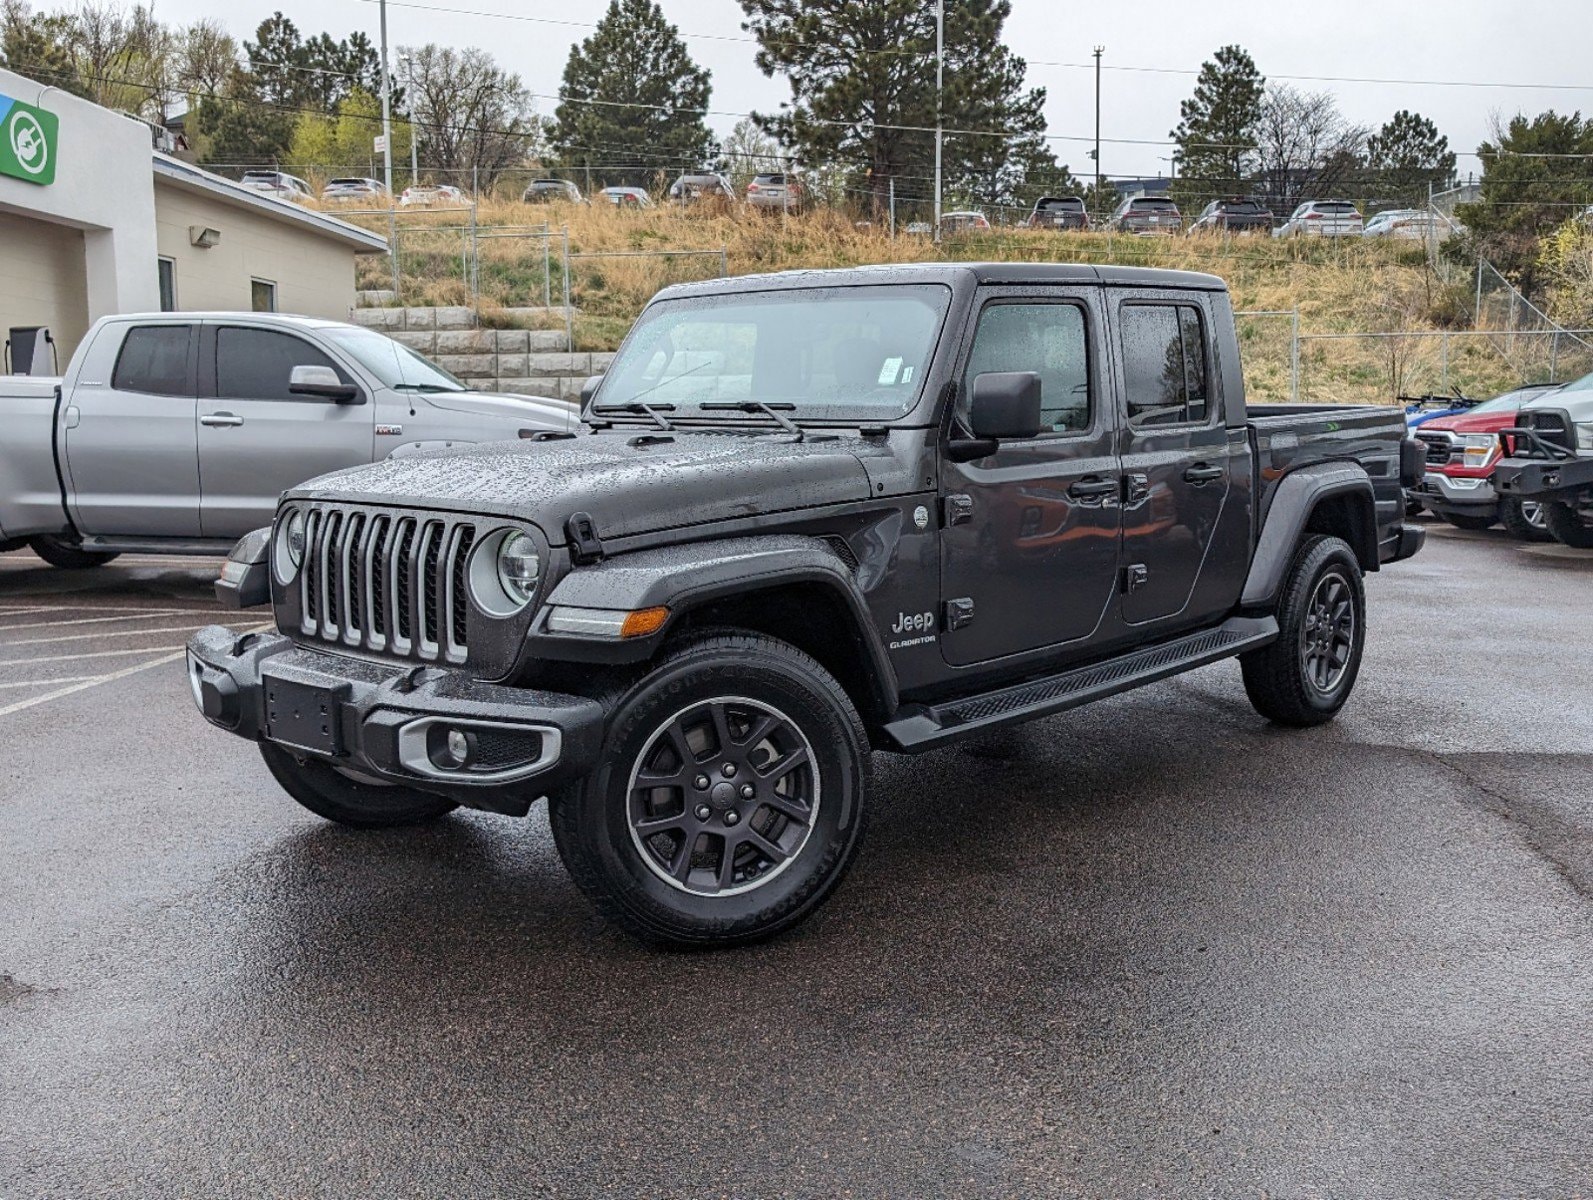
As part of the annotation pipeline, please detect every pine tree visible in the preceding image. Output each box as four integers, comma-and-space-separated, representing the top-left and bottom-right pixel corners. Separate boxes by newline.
1366, 110, 1456, 208
551, 0, 714, 189
1170, 45, 1265, 205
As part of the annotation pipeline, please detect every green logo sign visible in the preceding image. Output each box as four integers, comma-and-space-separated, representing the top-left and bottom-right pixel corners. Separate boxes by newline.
0, 93, 58, 186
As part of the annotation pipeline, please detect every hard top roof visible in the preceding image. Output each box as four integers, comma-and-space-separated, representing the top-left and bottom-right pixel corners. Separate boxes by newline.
654, 261, 1228, 301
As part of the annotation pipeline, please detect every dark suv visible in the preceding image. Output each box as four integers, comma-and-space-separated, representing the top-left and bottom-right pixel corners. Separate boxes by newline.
1109, 195, 1183, 234
1190, 196, 1273, 234
187, 263, 1423, 948
1026, 196, 1089, 230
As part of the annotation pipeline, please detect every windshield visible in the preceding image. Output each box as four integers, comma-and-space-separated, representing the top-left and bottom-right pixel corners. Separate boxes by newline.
598, 284, 952, 420
322, 326, 467, 392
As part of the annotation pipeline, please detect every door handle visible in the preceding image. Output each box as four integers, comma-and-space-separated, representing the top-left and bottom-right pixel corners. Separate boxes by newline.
1067, 477, 1119, 500
200, 412, 245, 428
1184, 463, 1224, 484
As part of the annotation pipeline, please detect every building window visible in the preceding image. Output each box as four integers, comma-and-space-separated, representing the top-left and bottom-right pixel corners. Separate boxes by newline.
251, 278, 277, 313
157, 257, 177, 311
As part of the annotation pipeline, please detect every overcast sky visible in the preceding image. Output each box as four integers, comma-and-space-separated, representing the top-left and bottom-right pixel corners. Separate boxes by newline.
157, 0, 1593, 181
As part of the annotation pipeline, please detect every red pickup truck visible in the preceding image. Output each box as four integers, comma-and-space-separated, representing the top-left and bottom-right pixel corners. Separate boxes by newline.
1411, 383, 1561, 539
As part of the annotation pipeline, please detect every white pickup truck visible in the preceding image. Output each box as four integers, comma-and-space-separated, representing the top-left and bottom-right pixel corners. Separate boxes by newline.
0, 312, 578, 567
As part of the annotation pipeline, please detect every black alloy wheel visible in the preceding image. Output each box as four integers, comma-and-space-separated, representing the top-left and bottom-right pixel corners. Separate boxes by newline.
1299, 570, 1356, 695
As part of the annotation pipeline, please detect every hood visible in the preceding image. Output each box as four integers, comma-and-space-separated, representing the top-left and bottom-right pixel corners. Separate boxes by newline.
1420, 408, 1520, 435
290, 429, 880, 544
418, 389, 578, 431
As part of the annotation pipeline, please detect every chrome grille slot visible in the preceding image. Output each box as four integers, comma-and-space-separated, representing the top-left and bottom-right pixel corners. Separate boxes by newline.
288, 505, 476, 665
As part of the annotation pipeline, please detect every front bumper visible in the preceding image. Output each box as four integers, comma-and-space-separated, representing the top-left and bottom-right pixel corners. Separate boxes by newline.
185, 625, 606, 802
1379, 523, 1426, 564
1494, 454, 1593, 502
1414, 470, 1498, 512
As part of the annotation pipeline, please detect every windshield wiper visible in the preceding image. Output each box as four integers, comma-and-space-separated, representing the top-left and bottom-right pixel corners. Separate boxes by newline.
592, 400, 676, 431
700, 400, 804, 441
392, 382, 465, 393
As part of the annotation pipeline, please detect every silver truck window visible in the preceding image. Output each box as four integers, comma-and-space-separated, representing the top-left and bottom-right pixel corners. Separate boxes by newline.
216, 328, 344, 401
961, 302, 1090, 434
111, 325, 192, 397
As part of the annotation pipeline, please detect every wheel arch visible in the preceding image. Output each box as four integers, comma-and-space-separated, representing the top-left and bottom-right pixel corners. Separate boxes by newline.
1243, 462, 1377, 608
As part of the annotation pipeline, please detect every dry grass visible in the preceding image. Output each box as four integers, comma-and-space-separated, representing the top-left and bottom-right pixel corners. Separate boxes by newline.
331, 197, 1534, 404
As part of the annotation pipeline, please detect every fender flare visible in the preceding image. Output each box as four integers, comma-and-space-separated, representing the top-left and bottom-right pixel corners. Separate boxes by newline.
1242, 462, 1376, 608
528, 533, 900, 703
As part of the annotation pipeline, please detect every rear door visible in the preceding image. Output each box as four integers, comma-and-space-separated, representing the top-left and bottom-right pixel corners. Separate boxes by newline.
1114, 294, 1248, 628
63, 321, 200, 537
938, 287, 1122, 667
197, 323, 374, 539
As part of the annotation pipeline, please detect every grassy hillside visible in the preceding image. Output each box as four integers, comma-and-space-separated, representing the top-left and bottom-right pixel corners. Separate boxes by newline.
343, 199, 1541, 405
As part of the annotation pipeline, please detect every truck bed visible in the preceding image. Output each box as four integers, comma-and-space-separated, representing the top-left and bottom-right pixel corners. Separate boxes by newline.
1246, 401, 1409, 530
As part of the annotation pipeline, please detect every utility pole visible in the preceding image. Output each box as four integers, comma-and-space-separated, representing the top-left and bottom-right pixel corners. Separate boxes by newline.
933, 0, 944, 243
1092, 45, 1104, 207
403, 53, 418, 187
378, 0, 394, 198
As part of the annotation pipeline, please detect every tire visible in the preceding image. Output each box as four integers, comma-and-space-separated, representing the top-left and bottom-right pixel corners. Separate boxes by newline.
1240, 534, 1366, 728
29, 535, 120, 569
259, 742, 458, 828
1499, 497, 1553, 543
1543, 499, 1593, 549
1440, 511, 1496, 531
549, 630, 869, 949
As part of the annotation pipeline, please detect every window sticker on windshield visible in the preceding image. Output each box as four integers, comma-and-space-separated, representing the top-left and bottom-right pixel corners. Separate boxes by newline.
900, 365, 914, 384
879, 356, 903, 386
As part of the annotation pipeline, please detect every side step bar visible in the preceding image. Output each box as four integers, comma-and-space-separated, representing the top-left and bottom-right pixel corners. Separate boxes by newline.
80, 537, 239, 556
881, 615, 1279, 752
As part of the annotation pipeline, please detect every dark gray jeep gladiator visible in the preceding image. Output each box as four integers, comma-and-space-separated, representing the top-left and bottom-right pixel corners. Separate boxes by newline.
187, 263, 1426, 947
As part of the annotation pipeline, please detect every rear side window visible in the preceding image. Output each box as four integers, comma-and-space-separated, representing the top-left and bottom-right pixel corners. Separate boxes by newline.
216, 328, 345, 401
962, 303, 1091, 434
1120, 304, 1210, 428
112, 325, 192, 397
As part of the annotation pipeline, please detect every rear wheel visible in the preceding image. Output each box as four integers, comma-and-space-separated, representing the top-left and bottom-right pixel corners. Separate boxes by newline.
1499, 497, 1552, 542
1440, 511, 1496, 532
1543, 499, 1593, 549
29, 535, 120, 569
549, 631, 869, 949
1241, 535, 1366, 728
259, 742, 458, 828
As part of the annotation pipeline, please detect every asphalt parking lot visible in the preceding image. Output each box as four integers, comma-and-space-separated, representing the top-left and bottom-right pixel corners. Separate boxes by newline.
2, 524, 1590, 1199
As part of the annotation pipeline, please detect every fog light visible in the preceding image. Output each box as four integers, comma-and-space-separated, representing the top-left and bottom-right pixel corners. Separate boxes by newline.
429, 724, 476, 770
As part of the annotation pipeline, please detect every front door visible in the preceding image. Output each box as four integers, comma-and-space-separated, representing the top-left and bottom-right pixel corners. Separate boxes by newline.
198, 324, 374, 539
939, 290, 1122, 667
64, 321, 200, 537
1114, 297, 1244, 627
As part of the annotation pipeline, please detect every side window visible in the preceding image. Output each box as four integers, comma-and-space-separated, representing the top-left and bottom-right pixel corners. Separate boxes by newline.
962, 303, 1090, 434
216, 328, 344, 401
1120, 303, 1209, 428
111, 325, 192, 397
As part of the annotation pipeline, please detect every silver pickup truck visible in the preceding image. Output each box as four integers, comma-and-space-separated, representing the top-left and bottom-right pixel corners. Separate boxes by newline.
0, 312, 578, 567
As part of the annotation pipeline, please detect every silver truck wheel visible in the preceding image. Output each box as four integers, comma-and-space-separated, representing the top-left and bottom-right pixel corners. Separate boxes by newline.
29, 536, 120, 569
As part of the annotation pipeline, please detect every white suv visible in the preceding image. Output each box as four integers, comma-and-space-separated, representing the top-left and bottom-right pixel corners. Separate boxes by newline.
1277, 200, 1364, 237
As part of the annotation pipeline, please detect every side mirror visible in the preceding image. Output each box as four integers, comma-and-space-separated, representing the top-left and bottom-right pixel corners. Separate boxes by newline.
968, 371, 1043, 439
579, 374, 604, 405
289, 364, 359, 403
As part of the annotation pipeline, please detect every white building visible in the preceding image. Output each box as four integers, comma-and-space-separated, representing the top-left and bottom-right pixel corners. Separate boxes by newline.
0, 66, 387, 366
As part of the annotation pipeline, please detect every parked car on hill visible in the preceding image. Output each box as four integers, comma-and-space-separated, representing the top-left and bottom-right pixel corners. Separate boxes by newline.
185, 261, 1424, 948
1494, 371, 1593, 547
1363, 210, 1449, 240
940, 210, 991, 234
746, 173, 804, 211
399, 183, 467, 209
599, 186, 652, 209
1025, 196, 1089, 230
668, 173, 736, 205
1408, 382, 1563, 538
321, 177, 387, 204
1277, 200, 1363, 237
1108, 195, 1183, 235
238, 170, 312, 203
523, 179, 583, 204
0, 314, 576, 567
1189, 196, 1272, 234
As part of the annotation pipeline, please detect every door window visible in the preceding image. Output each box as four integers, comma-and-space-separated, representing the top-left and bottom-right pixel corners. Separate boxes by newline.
961, 303, 1091, 434
1120, 304, 1209, 428
215, 327, 345, 401
111, 325, 192, 396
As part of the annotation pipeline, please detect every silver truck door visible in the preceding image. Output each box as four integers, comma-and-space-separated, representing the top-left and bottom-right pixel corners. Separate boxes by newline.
63, 321, 200, 537
197, 323, 375, 539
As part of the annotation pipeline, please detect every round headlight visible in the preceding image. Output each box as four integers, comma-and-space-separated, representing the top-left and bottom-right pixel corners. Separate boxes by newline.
496, 531, 541, 608
274, 509, 305, 581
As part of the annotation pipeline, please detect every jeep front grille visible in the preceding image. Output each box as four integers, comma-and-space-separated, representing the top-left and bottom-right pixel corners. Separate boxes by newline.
298, 506, 477, 663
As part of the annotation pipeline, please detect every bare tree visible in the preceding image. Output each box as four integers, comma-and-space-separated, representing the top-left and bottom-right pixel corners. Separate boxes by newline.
404, 43, 536, 187
177, 18, 236, 98
1253, 84, 1368, 215
719, 116, 780, 192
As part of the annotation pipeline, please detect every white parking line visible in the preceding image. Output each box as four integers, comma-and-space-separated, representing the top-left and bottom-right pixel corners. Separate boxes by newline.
0, 624, 213, 647
0, 676, 99, 689
0, 645, 186, 666
0, 603, 213, 616
0, 609, 191, 631
0, 651, 187, 718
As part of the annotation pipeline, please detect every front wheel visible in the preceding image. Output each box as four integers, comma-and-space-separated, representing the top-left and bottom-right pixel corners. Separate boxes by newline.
1543, 499, 1593, 549
259, 742, 458, 828
1241, 535, 1366, 728
549, 631, 869, 949
29, 535, 120, 569
1499, 497, 1552, 543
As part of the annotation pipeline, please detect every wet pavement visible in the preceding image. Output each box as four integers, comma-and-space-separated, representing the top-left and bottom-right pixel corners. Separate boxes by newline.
2, 525, 1590, 1198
